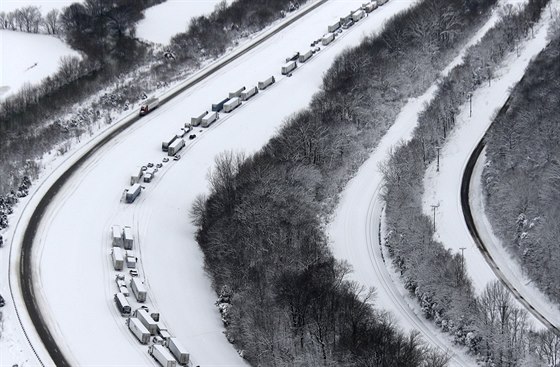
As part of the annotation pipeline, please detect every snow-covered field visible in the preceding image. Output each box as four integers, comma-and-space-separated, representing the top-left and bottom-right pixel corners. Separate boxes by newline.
4, 1, 419, 366
422, 0, 558, 329
0, 0, 75, 14
0, 30, 80, 100
136, 0, 226, 45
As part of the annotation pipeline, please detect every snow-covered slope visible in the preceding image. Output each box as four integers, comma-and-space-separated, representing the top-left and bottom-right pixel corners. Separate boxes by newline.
422, 0, 559, 328
136, 0, 226, 45
0, 0, 76, 14
0, 30, 80, 100
6, 1, 418, 366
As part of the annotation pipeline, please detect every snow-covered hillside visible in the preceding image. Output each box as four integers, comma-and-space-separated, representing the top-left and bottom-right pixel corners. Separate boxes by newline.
0, 30, 80, 100
137, 0, 226, 45
0, 0, 76, 14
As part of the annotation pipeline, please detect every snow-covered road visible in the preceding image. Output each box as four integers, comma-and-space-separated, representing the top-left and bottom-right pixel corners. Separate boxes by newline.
6, 1, 420, 365
422, 0, 559, 330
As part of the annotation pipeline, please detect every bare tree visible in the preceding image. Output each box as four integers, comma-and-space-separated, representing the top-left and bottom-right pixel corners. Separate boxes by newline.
43, 9, 60, 35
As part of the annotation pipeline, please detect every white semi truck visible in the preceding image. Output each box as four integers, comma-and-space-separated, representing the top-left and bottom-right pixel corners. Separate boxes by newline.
131, 277, 147, 302
128, 317, 150, 344
168, 138, 185, 157
328, 19, 341, 33
281, 60, 297, 75
123, 226, 133, 249
240, 86, 258, 101
114, 293, 131, 316
111, 225, 123, 247
149, 344, 177, 367
223, 97, 241, 113
168, 337, 189, 365
322, 33, 335, 46
125, 184, 142, 203
299, 50, 313, 63
190, 111, 208, 127
201, 111, 219, 127
111, 247, 124, 270
258, 76, 275, 90
229, 86, 246, 99
135, 308, 158, 335
352, 9, 365, 21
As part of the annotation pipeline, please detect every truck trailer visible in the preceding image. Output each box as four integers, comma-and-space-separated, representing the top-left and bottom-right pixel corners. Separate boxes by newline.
168, 138, 185, 157
128, 317, 150, 344
327, 19, 341, 33
168, 337, 190, 365
131, 277, 147, 302
149, 344, 177, 367
130, 166, 144, 185
156, 322, 172, 340
114, 293, 131, 316
228, 86, 246, 99
139, 98, 159, 116
322, 33, 335, 46
190, 111, 208, 127
161, 135, 178, 152
363, 1, 378, 12
299, 50, 313, 63
135, 308, 158, 335
258, 76, 275, 90
240, 86, 258, 101
352, 9, 365, 21
201, 111, 219, 127
112, 247, 124, 270
123, 226, 133, 249
111, 225, 123, 247
211, 97, 230, 112
223, 97, 241, 113
125, 184, 142, 203
281, 61, 297, 75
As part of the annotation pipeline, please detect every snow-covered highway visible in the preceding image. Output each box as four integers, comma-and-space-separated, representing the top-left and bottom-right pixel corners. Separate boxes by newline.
7, 1, 421, 365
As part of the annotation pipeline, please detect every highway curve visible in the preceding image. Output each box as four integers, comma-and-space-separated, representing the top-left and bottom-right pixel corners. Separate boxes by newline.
461, 97, 560, 336
14, 1, 329, 365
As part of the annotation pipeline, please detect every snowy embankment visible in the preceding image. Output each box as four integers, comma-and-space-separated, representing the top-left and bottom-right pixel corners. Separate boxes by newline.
0, 30, 80, 100
327, 1, 532, 366
136, 0, 227, 45
422, 0, 559, 330
3, 1, 418, 366
470, 150, 560, 329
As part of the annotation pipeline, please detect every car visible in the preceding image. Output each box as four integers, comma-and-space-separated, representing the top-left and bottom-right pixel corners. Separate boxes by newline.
173, 154, 181, 161
342, 20, 354, 29
189, 134, 196, 140
129, 269, 139, 277
141, 166, 147, 171
0, 294, 5, 307
162, 157, 169, 163
116, 274, 125, 281
147, 162, 154, 168
313, 47, 321, 53
156, 163, 163, 168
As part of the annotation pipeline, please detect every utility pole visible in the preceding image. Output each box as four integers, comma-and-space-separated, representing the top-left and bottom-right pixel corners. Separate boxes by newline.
430, 204, 439, 233
435, 146, 442, 172
468, 93, 473, 117
459, 247, 466, 280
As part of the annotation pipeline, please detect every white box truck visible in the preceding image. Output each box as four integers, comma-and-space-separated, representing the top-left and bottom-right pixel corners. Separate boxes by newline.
111, 247, 124, 270
131, 277, 147, 302
168, 337, 189, 365
258, 76, 275, 90
281, 60, 297, 75
135, 308, 158, 335
240, 86, 258, 101
128, 317, 150, 344
223, 97, 241, 113
149, 345, 177, 367
114, 293, 131, 316
322, 33, 335, 46
111, 225, 123, 247
168, 138, 185, 157
201, 111, 219, 127
299, 50, 313, 63
125, 184, 142, 203
123, 226, 133, 249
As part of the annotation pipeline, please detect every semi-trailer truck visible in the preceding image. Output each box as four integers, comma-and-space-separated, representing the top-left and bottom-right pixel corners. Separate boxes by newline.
123, 226, 133, 249
111, 225, 123, 247
327, 19, 341, 33
190, 111, 208, 127
167, 138, 185, 157
228, 86, 246, 99
128, 317, 150, 344
112, 247, 124, 270
131, 277, 147, 302
149, 344, 177, 367
281, 61, 297, 75
211, 97, 230, 112
258, 76, 275, 90
201, 112, 219, 127
135, 308, 158, 335
114, 293, 131, 316
240, 86, 258, 101
125, 184, 142, 203
322, 33, 335, 46
162, 135, 178, 152
299, 50, 313, 63
139, 98, 159, 116
168, 337, 190, 365
223, 97, 241, 113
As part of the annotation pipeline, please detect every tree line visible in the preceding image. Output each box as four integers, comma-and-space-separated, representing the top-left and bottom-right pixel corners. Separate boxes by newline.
381, 0, 559, 365
192, 0, 502, 364
482, 22, 560, 307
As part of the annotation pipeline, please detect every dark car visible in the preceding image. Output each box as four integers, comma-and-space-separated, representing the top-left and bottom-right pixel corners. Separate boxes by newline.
189, 134, 197, 140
